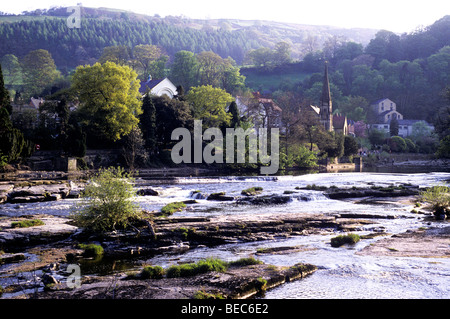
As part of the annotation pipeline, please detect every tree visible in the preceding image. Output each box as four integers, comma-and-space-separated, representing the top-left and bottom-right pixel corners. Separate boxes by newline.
132, 44, 168, 80
389, 117, 399, 136
197, 51, 224, 87
72, 167, 143, 232
186, 85, 233, 129
344, 135, 359, 157
0, 64, 11, 114
71, 62, 142, 144
388, 136, 407, 153
140, 94, 157, 153
21, 49, 60, 97
170, 50, 199, 92
122, 126, 148, 171
98, 46, 131, 65
1, 54, 23, 91
152, 95, 193, 152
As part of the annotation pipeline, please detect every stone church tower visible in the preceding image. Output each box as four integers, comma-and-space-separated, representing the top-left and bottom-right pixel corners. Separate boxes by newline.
320, 62, 333, 132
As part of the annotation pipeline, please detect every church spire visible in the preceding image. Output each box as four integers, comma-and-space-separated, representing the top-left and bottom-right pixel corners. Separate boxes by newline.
321, 61, 331, 106
320, 61, 333, 131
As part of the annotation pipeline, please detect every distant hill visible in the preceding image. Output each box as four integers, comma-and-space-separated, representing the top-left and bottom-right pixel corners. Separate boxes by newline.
0, 6, 379, 70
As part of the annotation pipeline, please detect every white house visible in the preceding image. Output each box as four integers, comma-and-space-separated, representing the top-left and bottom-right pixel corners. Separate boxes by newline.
139, 76, 178, 98
371, 98, 403, 124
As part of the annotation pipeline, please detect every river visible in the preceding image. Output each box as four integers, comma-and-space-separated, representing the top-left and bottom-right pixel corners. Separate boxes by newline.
1, 171, 449, 299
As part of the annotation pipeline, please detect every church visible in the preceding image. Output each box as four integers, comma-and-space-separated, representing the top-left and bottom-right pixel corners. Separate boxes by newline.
309, 62, 349, 135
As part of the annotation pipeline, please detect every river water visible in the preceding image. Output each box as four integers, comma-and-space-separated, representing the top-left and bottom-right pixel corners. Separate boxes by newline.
1, 171, 449, 299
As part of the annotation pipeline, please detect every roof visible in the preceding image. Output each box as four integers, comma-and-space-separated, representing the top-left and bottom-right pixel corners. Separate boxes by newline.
139, 78, 165, 94
371, 98, 394, 105
398, 119, 433, 126
333, 114, 347, 129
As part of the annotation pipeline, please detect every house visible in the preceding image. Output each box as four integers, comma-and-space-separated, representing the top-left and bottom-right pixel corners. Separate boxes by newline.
139, 76, 178, 98
333, 114, 348, 135
368, 98, 434, 137
371, 98, 403, 123
235, 92, 283, 130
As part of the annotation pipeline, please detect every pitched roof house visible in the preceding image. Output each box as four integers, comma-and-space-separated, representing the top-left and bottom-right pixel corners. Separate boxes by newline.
139, 76, 178, 98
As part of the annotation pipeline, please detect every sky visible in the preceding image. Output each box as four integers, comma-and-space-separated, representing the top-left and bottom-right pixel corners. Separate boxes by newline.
2, 0, 449, 33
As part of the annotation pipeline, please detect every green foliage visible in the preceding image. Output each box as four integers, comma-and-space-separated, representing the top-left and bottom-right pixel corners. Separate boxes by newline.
140, 265, 165, 279
160, 202, 186, 216
21, 49, 60, 97
436, 135, 450, 158
11, 219, 44, 228
294, 145, 318, 168
330, 233, 361, 247
165, 257, 263, 278
193, 290, 225, 299
241, 187, 263, 196
71, 62, 142, 143
78, 243, 104, 257
387, 136, 407, 153
228, 257, 263, 267
420, 185, 450, 218
344, 135, 359, 157
166, 258, 228, 278
186, 85, 233, 128
72, 167, 142, 232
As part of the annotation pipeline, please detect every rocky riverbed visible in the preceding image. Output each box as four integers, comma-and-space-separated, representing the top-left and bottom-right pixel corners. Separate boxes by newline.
0, 173, 449, 299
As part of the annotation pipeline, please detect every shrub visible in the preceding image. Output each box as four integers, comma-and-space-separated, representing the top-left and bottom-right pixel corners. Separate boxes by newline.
141, 265, 165, 279
71, 167, 142, 232
330, 233, 360, 247
294, 145, 318, 168
241, 187, 263, 196
161, 202, 186, 215
78, 243, 104, 257
387, 136, 407, 153
11, 219, 44, 228
420, 185, 450, 218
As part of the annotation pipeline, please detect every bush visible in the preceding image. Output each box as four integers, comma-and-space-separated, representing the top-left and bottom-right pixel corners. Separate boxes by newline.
294, 145, 318, 168
11, 219, 44, 228
387, 136, 407, 153
78, 243, 104, 257
141, 265, 165, 279
161, 201, 186, 215
71, 167, 142, 232
330, 233, 360, 247
420, 185, 450, 218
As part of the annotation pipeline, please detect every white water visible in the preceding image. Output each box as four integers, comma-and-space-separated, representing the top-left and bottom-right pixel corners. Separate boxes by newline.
1, 172, 449, 299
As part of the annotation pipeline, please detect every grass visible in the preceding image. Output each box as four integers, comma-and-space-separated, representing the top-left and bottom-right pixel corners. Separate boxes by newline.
330, 233, 361, 247
160, 202, 186, 216
140, 265, 165, 279
241, 187, 263, 196
164, 257, 263, 278
78, 243, 104, 257
11, 219, 44, 228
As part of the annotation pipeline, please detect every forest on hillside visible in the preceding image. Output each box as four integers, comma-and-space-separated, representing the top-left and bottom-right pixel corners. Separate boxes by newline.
0, 7, 449, 170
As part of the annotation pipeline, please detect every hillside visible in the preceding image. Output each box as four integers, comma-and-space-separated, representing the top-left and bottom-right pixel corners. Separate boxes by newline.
0, 6, 379, 70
